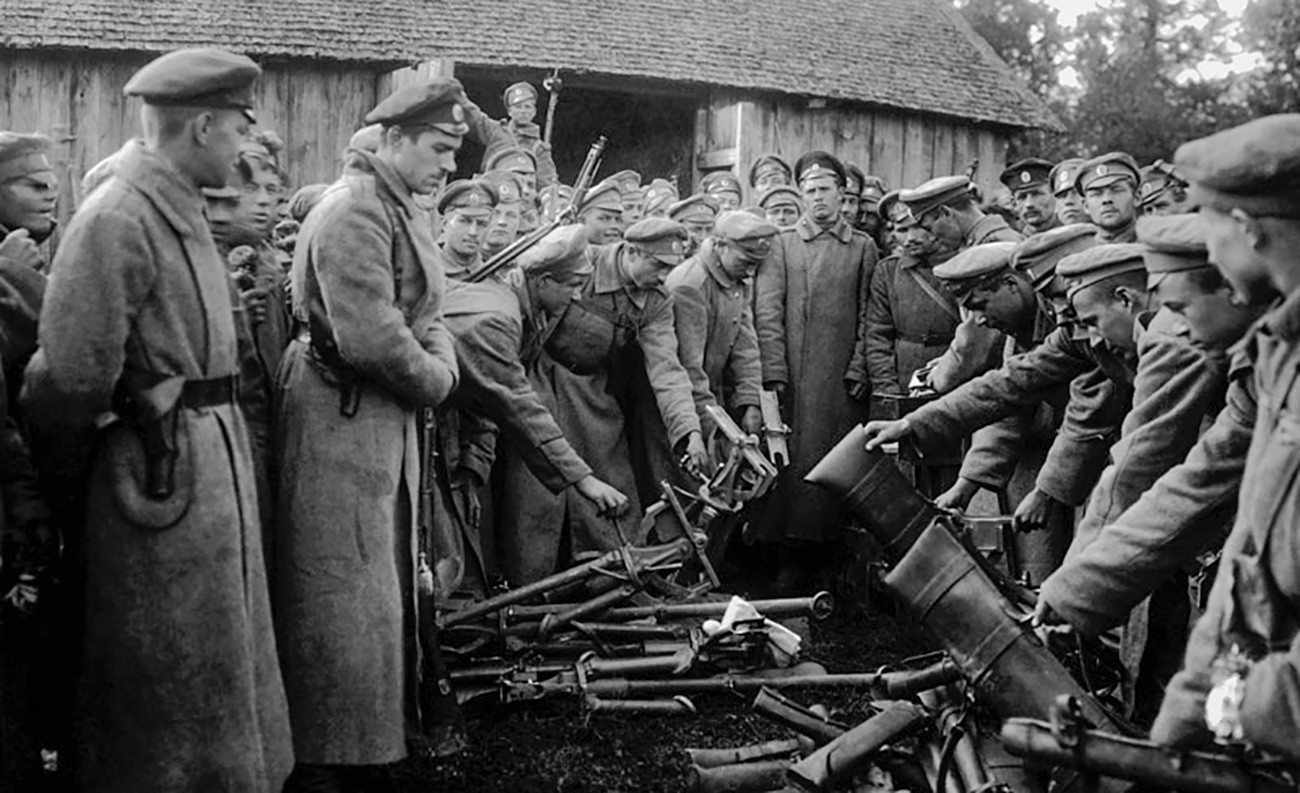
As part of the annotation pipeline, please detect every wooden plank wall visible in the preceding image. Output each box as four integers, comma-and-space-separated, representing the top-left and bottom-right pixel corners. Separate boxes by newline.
0, 51, 381, 195
699, 90, 1011, 202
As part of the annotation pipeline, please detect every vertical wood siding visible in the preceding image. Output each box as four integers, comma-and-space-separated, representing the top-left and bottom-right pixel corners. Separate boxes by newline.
698, 91, 1012, 201
0, 51, 380, 191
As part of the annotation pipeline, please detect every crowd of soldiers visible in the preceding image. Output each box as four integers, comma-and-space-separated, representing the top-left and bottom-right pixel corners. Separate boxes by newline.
2, 42, 1300, 792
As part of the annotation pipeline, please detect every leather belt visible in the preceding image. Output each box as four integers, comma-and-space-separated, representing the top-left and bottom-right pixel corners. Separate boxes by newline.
181, 375, 239, 409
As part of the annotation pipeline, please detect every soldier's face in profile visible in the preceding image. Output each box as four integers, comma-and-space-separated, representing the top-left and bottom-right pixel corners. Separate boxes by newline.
535, 271, 586, 315
682, 220, 714, 254
1153, 269, 1256, 351
0, 170, 57, 239
801, 176, 842, 223
1055, 190, 1089, 225
1071, 283, 1141, 357
963, 274, 1032, 333
717, 239, 766, 281
1014, 185, 1054, 228
765, 203, 800, 228
508, 98, 537, 126
390, 128, 461, 195
1200, 206, 1277, 306
1142, 189, 1190, 217
444, 210, 489, 257
509, 167, 538, 202
625, 248, 678, 289
841, 192, 861, 225
916, 206, 963, 247
198, 109, 252, 189
1084, 180, 1137, 231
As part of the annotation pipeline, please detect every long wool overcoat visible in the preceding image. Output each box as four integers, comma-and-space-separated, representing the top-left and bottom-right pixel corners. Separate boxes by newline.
752, 215, 876, 544
274, 150, 458, 765
22, 142, 292, 792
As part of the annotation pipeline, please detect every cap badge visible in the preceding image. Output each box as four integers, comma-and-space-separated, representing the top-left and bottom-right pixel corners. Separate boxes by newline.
452, 104, 465, 123
1058, 173, 1069, 187
1096, 164, 1109, 177
1020, 171, 1032, 184
467, 191, 485, 206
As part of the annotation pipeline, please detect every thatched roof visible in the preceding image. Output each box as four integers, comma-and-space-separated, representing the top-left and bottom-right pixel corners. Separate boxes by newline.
1, 0, 1056, 129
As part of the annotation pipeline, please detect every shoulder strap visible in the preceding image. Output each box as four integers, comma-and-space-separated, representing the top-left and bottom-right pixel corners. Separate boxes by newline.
903, 266, 962, 324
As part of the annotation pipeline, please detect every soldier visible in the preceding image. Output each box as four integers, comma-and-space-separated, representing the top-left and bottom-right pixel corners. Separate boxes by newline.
484, 147, 540, 206
663, 210, 770, 436
902, 175, 1022, 250
1049, 158, 1089, 226
864, 247, 1144, 539
577, 180, 624, 246
440, 226, 630, 589
1138, 160, 1193, 217
497, 218, 707, 584
1000, 158, 1060, 235
863, 200, 961, 396
749, 154, 792, 194
669, 193, 721, 258
1125, 114, 1300, 760
758, 185, 803, 230
752, 151, 876, 588
608, 169, 644, 227
21, 48, 292, 791
273, 79, 464, 785
470, 81, 557, 190
842, 164, 865, 229
479, 169, 523, 258
1035, 213, 1255, 725
858, 175, 888, 242
1075, 152, 1141, 242
701, 170, 743, 212
0, 133, 58, 273
642, 178, 678, 218
435, 178, 498, 279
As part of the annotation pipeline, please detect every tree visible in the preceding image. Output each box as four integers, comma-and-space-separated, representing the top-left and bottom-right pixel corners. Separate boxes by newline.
955, 0, 1067, 100
1239, 0, 1300, 114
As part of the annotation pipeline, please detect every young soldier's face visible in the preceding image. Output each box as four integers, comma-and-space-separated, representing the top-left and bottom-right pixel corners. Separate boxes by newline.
1153, 270, 1257, 351
1071, 283, 1141, 357
1055, 190, 1089, 225
443, 210, 488, 257
508, 98, 537, 126
801, 176, 842, 223
390, 128, 461, 195
0, 170, 57, 239
1200, 206, 1277, 306
486, 202, 521, 250
765, 204, 800, 228
1084, 181, 1137, 231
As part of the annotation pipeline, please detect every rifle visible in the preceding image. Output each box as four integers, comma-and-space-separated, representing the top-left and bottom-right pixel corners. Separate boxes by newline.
465, 135, 606, 284
542, 70, 562, 145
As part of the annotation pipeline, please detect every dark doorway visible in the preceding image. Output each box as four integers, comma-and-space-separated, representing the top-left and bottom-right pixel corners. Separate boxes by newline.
455, 66, 701, 190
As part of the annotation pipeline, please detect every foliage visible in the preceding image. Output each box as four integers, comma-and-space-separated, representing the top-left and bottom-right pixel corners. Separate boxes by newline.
954, 0, 1299, 164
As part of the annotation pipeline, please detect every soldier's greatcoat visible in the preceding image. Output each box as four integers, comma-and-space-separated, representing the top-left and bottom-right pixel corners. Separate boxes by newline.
274, 150, 458, 765
23, 142, 293, 791
664, 240, 763, 430
863, 251, 960, 395
1152, 292, 1300, 759
496, 243, 699, 584
753, 214, 876, 543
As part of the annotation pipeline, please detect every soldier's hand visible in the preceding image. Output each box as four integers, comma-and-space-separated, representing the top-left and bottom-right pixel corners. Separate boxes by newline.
453, 470, 482, 529
684, 431, 711, 476
0, 228, 41, 271
241, 286, 269, 327
935, 477, 980, 511
763, 381, 786, 404
845, 379, 869, 402
862, 418, 912, 452
1031, 596, 1068, 629
1013, 487, 1059, 533
575, 475, 629, 517
3, 574, 40, 614
741, 405, 763, 437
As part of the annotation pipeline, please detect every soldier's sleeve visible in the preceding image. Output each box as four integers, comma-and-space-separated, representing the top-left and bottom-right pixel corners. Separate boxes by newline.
864, 260, 903, 396
312, 196, 457, 405
457, 411, 498, 486
907, 327, 1093, 454
728, 292, 763, 411
230, 280, 272, 478
1039, 371, 1252, 636
668, 281, 721, 430
0, 259, 45, 371
533, 141, 559, 191
22, 205, 155, 433
1034, 366, 1129, 506
753, 240, 789, 386
449, 314, 591, 492
959, 414, 1032, 491
459, 97, 516, 157
640, 295, 703, 445
926, 315, 1004, 394
1068, 321, 1228, 550
844, 237, 878, 386
0, 398, 55, 580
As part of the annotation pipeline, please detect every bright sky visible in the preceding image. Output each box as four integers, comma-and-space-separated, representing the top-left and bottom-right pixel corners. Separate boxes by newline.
1046, 0, 1262, 87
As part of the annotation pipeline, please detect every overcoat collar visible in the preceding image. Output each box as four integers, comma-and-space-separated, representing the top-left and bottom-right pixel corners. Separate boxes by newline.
796, 214, 852, 244
114, 141, 206, 238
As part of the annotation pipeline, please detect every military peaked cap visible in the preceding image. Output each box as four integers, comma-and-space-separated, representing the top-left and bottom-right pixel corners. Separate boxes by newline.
1074, 152, 1141, 194
749, 154, 793, 188
437, 179, 498, 216
124, 48, 260, 121
578, 180, 623, 215
899, 175, 973, 217
1000, 158, 1054, 193
485, 147, 538, 173
758, 185, 802, 210
1012, 223, 1099, 291
366, 78, 469, 135
700, 170, 743, 197
518, 224, 592, 277
0, 132, 53, 183
503, 82, 538, 107
933, 242, 1018, 299
669, 194, 721, 223
480, 170, 523, 204
1049, 158, 1085, 197
1058, 243, 1147, 298
1136, 213, 1210, 275
794, 151, 846, 187
625, 217, 689, 264
1175, 114, 1300, 217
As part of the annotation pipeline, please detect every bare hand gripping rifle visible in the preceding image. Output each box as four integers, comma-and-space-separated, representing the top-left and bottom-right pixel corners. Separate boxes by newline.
466, 135, 606, 284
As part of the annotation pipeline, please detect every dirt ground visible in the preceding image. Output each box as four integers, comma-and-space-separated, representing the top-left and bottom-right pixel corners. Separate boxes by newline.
411, 606, 932, 793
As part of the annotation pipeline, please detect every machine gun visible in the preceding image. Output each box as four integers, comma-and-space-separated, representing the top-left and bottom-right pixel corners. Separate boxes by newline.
466, 135, 605, 284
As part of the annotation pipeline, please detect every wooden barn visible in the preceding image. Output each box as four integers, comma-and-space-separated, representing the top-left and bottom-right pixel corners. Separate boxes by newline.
1, 0, 1055, 199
